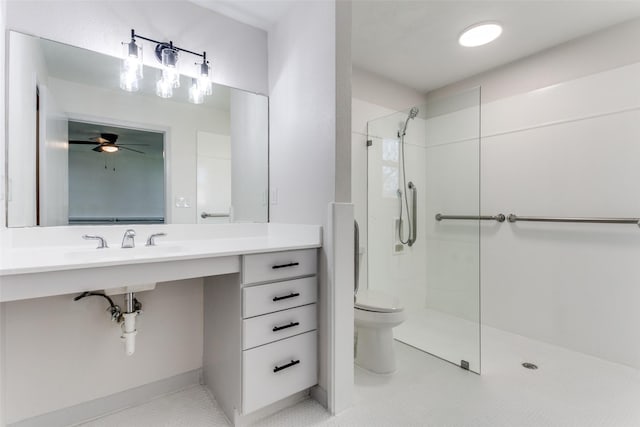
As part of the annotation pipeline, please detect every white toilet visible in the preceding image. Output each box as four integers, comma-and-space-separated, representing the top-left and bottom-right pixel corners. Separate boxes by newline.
354, 289, 406, 374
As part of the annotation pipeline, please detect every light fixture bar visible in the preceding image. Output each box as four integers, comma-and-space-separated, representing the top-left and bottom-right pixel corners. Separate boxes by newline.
130, 29, 207, 60
123, 29, 213, 103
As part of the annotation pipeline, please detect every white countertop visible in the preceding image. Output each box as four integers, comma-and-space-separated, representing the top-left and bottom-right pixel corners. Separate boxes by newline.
0, 223, 322, 301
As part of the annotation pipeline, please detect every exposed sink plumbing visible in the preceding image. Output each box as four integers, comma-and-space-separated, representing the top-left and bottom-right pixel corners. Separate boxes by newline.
74, 290, 143, 356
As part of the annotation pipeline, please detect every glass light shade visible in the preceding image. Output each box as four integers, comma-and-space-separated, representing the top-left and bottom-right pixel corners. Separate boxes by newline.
101, 145, 119, 153
458, 22, 502, 47
196, 62, 212, 96
120, 41, 143, 92
156, 77, 173, 98
188, 78, 204, 104
161, 47, 180, 88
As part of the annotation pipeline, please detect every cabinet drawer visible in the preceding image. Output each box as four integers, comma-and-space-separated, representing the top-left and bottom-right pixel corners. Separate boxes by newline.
243, 304, 317, 350
242, 331, 317, 414
242, 249, 317, 285
243, 276, 317, 318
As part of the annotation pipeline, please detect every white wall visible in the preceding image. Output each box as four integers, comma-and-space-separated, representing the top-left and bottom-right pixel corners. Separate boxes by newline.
428, 20, 640, 370
39, 85, 68, 226
230, 91, 269, 222
269, 0, 336, 404
3, 280, 204, 424
6, 31, 49, 227
0, 0, 7, 424
268, 0, 353, 413
6, 0, 268, 95
1, 2, 268, 423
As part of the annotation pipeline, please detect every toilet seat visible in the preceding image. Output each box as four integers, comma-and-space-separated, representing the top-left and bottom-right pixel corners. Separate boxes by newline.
355, 289, 403, 313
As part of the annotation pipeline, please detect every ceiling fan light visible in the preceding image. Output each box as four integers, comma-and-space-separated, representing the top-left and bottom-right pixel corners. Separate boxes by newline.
101, 145, 119, 153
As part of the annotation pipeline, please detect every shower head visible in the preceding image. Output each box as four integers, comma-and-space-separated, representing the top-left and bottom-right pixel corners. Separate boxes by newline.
400, 107, 419, 136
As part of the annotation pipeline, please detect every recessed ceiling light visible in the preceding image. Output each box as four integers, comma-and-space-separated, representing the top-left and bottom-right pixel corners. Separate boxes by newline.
459, 22, 503, 47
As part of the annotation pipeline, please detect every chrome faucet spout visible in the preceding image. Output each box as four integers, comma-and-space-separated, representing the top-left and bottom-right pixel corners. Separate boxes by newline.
121, 229, 136, 248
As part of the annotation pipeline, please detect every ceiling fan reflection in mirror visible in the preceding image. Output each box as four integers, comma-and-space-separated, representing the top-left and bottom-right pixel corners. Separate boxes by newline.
69, 132, 148, 154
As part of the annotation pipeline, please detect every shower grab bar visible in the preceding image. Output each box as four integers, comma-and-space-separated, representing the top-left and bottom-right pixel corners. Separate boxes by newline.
507, 214, 640, 226
201, 211, 230, 219
436, 213, 506, 222
354, 220, 360, 299
409, 183, 417, 246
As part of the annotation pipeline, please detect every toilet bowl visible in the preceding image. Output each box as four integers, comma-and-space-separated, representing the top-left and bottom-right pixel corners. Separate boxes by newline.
354, 289, 405, 374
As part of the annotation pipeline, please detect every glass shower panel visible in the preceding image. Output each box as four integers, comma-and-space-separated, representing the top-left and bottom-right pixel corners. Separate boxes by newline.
366, 88, 481, 373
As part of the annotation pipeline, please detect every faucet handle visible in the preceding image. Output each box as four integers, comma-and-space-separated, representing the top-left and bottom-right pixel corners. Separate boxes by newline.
146, 232, 167, 246
82, 234, 109, 249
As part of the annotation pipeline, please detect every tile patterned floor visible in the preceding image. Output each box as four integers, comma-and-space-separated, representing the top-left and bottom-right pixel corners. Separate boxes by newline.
80, 327, 640, 427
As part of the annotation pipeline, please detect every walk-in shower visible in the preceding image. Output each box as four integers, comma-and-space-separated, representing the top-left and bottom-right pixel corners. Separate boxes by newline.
366, 88, 481, 372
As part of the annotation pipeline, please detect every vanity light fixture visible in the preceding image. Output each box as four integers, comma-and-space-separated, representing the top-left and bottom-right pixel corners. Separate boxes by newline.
458, 22, 503, 47
121, 29, 213, 103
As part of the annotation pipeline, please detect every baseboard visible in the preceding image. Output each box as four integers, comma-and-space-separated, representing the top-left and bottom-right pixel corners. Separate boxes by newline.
310, 385, 328, 409
232, 390, 310, 427
8, 369, 202, 427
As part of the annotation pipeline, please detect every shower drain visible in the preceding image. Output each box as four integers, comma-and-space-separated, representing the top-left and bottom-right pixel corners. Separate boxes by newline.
522, 362, 538, 370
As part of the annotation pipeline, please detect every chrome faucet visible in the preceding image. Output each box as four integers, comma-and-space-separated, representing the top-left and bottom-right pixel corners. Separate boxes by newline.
121, 229, 136, 248
146, 233, 167, 246
82, 234, 108, 249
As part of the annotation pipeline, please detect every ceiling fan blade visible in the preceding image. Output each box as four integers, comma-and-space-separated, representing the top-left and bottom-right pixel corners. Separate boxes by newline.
92, 146, 103, 152
69, 140, 100, 145
119, 146, 145, 154
118, 143, 150, 146
90, 137, 110, 144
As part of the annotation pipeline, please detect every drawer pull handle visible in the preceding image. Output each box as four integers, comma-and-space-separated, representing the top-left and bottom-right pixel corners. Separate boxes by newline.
273, 321, 300, 332
273, 292, 300, 302
272, 262, 300, 270
273, 359, 300, 373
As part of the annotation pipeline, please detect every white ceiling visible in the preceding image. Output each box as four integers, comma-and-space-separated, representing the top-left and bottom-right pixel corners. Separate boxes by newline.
191, 1, 640, 94
189, 0, 294, 31
352, 1, 640, 92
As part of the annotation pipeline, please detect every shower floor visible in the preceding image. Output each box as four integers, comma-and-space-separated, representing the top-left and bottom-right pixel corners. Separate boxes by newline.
394, 307, 481, 371
79, 324, 640, 427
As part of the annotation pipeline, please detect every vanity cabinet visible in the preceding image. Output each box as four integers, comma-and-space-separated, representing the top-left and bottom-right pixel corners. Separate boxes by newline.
204, 248, 318, 425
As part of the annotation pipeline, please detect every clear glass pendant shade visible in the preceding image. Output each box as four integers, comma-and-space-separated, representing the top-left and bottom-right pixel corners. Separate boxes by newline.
161, 47, 180, 88
120, 41, 143, 92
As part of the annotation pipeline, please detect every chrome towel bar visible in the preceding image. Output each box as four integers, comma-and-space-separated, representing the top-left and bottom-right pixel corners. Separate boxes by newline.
201, 211, 230, 218
435, 214, 506, 222
508, 214, 640, 226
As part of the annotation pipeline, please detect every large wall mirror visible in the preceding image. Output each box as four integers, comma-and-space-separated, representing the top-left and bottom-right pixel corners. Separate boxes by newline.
6, 31, 269, 227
